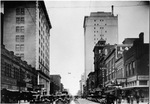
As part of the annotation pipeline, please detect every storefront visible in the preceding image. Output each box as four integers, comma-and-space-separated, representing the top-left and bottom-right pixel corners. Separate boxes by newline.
121, 87, 149, 104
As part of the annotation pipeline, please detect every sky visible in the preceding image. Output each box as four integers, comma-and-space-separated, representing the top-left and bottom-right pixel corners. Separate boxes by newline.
45, 1, 149, 95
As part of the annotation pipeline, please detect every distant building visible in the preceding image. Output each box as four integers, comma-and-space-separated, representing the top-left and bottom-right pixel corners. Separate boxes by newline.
79, 74, 85, 96
87, 72, 95, 95
3, 1, 52, 95
93, 38, 107, 89
83, 6, 118, 80
50, 75, 61, 95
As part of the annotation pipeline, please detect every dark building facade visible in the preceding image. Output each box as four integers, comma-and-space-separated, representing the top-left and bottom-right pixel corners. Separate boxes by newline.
1, 44, 37, 91
123, 32, 149, 102
50, 75, 61, 95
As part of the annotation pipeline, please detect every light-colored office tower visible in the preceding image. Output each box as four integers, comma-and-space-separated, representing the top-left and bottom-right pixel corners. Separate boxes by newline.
3, 1, 52, 95
83, 6, 118, 80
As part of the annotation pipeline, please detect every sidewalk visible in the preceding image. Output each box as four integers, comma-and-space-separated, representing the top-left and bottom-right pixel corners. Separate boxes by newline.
115, 100, 148, 104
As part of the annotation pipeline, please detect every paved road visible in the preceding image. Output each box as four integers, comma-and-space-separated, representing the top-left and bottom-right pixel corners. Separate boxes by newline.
75, 98, 99, 104
53, 98, 99, 104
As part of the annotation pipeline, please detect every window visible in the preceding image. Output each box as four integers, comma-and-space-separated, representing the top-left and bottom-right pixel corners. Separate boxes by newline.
16, 8, 20, 15
128, 64, 130, 76
39, 48, 41, 53
139, 80, 147, 85
20, 44, 24, 51
16, 35, 20, 42
130, 63, 132, 75
16, 26, 24, 33
132, 61, 135, 74
21, 26, 24, 33
16, 17, 20, 24
16, 8, 25, 15
21, 8, 25, 15
99, 50, 101, 53
20, 53, 24, 59
125, 65, 128, 77
16, 17, 24, 24
21, 17, 24, 23
15, 44, 20, 51
15, 53, 20, 56
16, 26, 20, 32
20, 35, 24, 42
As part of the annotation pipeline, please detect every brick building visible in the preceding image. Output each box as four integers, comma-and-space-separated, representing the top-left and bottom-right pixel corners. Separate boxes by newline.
1, 44, 37, 91
122, 32, 149, 102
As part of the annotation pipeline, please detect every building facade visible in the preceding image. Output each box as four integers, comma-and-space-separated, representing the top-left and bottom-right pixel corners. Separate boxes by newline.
79, 74, 85, 96
3, 1, 52, 95
93, 38, 107, 90
104, 44, 132, 94
83, 6, 118, 80
122, 33, 149, 103
50, 75, 61, 95
1, 44, 37, 92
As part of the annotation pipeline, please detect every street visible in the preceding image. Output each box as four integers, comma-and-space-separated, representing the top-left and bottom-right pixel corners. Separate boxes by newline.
53, 98, 99, 104
71, 98, 99, 104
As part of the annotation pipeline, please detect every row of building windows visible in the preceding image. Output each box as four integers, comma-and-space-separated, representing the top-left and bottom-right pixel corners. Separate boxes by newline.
15, 44, 24, 51
16, 35, 24, 42
16, 17, 25, 24
94, 34, 105, 37
94, 27, 105, 29
15, 53, 24, 60
16, 8, 25, 15
107, 71, 116, 81
1, 62, 20, 79
94, 19, 104, 22
39, 48, 45, 59
39, 64, 49, 77
16, 26, 25, 33
39, 39, 45, 51
106, 58, 115, 75
125, 61, 135, 77
2, 62, 36, 83
39, 56, 45, 66
94, 24, 107, 26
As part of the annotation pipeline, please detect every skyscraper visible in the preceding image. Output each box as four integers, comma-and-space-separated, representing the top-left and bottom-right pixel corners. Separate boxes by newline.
3, 1, 52, 95
83, 6, 118, 80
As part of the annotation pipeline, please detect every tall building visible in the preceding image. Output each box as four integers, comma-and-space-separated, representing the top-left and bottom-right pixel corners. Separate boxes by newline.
83, 6, 118, 80
3, 1, 52, 95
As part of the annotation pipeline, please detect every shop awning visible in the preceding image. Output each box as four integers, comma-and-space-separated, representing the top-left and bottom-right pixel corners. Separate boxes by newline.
121, 86, 148, 90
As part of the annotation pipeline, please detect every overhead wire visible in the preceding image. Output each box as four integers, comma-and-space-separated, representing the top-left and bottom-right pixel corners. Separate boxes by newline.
24, 3, 36, 25
46, 3, 148, 9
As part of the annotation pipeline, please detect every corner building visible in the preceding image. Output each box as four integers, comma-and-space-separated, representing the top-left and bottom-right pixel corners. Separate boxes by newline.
83, 7, 118, 80
3, 1, 52, 95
